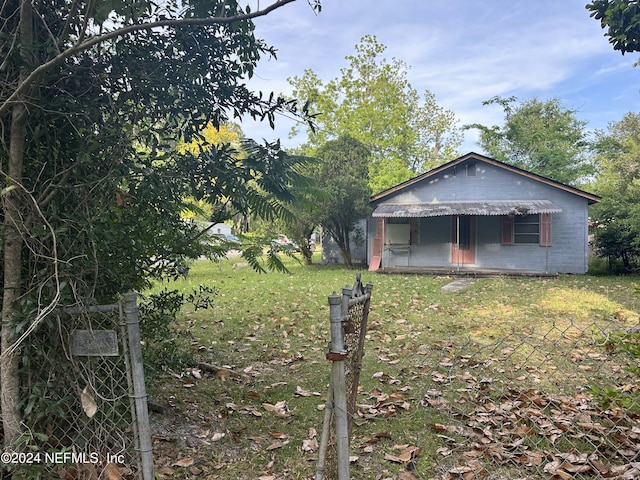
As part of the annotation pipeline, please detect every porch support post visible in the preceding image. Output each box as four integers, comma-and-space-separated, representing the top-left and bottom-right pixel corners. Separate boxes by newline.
381, 217, 386, 268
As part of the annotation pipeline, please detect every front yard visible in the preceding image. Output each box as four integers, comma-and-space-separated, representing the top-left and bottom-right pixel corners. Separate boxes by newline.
145, 258, 640, 479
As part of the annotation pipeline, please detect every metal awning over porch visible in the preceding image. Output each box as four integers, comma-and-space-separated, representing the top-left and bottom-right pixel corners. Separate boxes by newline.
372, 200, 562, 218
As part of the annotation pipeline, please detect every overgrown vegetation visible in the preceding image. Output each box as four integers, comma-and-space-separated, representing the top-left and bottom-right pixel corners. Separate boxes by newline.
139, 285, 218, 374
1, 0, 318, 449
288, 34, 463, 193
146, 258, 640, 479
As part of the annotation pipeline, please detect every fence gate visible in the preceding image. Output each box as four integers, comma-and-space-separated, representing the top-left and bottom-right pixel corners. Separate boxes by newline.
8, 291, 153, 480
316, 274, 373, 480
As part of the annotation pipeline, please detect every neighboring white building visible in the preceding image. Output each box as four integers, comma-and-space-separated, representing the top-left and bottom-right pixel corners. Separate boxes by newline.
210, 223, 232, 236
321, 220, 368, 265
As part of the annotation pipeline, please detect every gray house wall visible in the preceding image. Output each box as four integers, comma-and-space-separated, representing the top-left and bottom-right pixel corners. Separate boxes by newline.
368, 156, 595, 274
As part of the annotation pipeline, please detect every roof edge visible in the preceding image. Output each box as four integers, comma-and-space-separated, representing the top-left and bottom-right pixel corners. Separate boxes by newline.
372, 200, 563, 218
370, 152, 601, 205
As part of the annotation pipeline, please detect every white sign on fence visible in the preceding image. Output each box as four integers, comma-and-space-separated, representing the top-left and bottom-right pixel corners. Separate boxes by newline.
70, 329, 119, 356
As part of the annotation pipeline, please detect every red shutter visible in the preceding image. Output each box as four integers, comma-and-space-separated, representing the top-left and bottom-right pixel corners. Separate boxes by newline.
501, 216, 514, 245
540, 213, 552, 247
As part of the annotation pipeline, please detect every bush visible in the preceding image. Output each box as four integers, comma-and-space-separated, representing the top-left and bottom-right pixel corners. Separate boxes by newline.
138, 285, 216, 373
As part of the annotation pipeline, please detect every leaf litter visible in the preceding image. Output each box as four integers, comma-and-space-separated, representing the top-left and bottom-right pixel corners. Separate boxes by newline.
148, 265, 640, 479
421, 368, 640, 479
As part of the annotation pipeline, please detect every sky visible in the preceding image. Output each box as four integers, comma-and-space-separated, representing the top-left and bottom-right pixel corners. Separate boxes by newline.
239, 0, 640, 153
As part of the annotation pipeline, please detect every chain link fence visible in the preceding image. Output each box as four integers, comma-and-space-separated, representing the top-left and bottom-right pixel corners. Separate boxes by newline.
6, 292, 153, 480
420, 310, 640, 479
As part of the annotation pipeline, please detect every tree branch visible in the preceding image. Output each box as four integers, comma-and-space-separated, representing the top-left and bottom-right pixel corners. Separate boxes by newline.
0, 175, 61, 359
57, 0, 82, 49
0, 0, 297, 118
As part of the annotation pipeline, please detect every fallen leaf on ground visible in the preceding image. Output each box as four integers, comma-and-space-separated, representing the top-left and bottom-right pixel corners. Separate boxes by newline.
172, 457, 195, 468
263, 401, 290, 417
266, 440, 290, 450
302, 438, 318, 452
81, 386, 98, 419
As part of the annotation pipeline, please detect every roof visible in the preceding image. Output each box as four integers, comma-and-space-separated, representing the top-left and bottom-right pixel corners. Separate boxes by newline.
370, 152, 601, 205
372, 200, 562, 218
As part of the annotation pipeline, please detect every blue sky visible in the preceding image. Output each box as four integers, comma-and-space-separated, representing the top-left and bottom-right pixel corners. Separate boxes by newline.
240, 0, 640, 153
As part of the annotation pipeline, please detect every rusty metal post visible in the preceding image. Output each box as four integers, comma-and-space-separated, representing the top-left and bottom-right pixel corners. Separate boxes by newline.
318, 291, 350, 480
332, 289, 350, 480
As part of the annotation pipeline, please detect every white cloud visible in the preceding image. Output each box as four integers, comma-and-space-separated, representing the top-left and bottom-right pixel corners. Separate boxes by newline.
239, 0, 640, 150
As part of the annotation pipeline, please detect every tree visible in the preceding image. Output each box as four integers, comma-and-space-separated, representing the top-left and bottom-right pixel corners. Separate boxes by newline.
585, 1, 640, 270
587, 0, 640, 54
274, 188, 323, 265
315, 136, 372, 267
288, 35, 462, 193
176, 125, 315, 272
0, 0, 319, 448
411, 90, 464, 173
178, 123, 243, 223
590, 112, 640, 272
240, 142, 322, 266
467, 96, 593, 185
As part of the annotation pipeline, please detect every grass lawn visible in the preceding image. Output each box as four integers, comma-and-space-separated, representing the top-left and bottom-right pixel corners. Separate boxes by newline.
145, 256, 640, 479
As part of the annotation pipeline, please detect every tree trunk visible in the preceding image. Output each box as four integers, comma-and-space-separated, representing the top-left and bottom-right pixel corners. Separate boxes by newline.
337, 226, 352, 268
300, 246, 313, 265
343, 230, 352, 268
1, 99, 27, 447
1, 0, 33, 447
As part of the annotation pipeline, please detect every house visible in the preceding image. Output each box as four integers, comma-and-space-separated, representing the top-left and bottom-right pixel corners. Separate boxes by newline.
368, 152, 600, 275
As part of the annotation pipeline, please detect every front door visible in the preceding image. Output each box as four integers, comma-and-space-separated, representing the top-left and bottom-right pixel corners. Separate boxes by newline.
452, 216, 475, 264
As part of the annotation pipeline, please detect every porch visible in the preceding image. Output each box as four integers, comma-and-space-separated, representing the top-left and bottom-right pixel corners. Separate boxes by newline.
374, 265, 559, 278
369, 213, 558, 275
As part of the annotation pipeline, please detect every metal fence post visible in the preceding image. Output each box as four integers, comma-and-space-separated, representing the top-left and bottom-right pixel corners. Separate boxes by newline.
329, 291, 350, 480
123, 291, 154, 480
317, 277, 373, 480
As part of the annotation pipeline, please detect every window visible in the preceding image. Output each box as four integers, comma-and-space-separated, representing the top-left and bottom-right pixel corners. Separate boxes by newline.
514, 215, 539, 244
387, 218, 420, 244
501, 214, 552, 246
